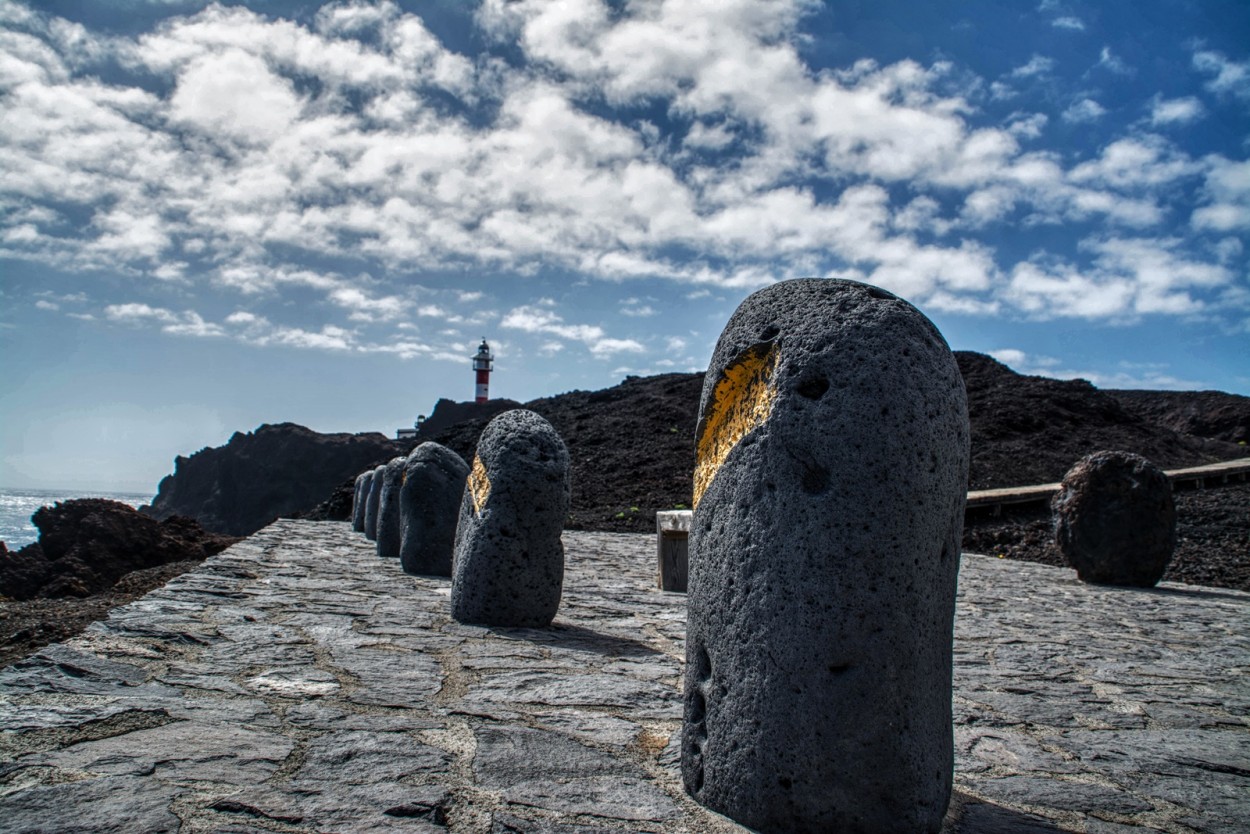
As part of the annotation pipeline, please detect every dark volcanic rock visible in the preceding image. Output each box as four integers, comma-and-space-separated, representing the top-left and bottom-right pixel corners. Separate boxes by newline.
682, 278, 966, 833
1108, 388, 1250, 445
451, 410, 570, 628
400, 443, 470, 577
144, 423, 405, 536
413, 357, 1245, 534
957, 353, 1245, 489
417, 397, 523, 437
376, 456, 407, 559
425, 374, 704, 533
364, 463, 386, 541
0, 499, 239, 600
352, 470, 370, 531
1053, 451, 1177, 587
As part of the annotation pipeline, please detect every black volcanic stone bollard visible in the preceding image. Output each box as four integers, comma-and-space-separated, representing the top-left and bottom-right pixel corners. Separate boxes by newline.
351, 470, 371, 533
451, 409, 570, 627
1053, 450, 1176, 587
400, 442, 470, 577
363, 463, 386, 541
376, 456, 407, 559
682, 278, 969, 833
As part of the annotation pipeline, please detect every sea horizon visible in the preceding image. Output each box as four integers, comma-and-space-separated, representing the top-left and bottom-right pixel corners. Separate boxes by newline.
0, 486, 154, 550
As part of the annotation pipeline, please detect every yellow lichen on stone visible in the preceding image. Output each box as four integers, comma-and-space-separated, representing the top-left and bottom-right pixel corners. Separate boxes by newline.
693, 343, 779, 509
468, 454, 491, 516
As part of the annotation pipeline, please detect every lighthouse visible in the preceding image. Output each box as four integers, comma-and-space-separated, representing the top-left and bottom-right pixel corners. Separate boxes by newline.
472, 339, 493, 403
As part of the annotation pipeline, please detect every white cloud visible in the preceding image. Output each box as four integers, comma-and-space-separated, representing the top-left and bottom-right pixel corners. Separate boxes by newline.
0, 0, 1244, 341
162, 310, 225, 338
1006, 113, 1048, 139
1062, 98, 1106, 123
1192, 157, 1250, 232
1002, 236, 1231, 319
104, 302, 223, 336
34, 299, 58, 310
1050, 17, 1085, 31
620, 299, 657, 317
1085, 237, 1228, 315
225, 310, 263, 326
268, 324, 354, 351
105, 302, 179, 324
989, 348, 1204, 389
1150, 96, 1204, 126
1193, 50, 1250, 100
1005, 261, 1136, 319
500, 302, 645, 358
168, 49, 302, 144
1097, 47, 1132, 76
988, 348, 1031, 368
1011, 55, 1055, 78
589, 337, 645, 357
328, 286, 407, 321
501, 305, 604, 343
1069, 137, 1201, 190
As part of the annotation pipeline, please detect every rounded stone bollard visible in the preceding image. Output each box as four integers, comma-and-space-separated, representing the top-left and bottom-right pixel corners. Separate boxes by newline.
400, 442, 470, 577
450, 409, 570, 627
1052, 450, 1176, 587
683, 278, 969, 833
363, 463, 386, 541
351, 470, 371, 533
376, 456, 407, 559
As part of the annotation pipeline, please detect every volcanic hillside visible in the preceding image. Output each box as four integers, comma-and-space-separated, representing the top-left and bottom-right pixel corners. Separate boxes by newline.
420, 352, 1249, 533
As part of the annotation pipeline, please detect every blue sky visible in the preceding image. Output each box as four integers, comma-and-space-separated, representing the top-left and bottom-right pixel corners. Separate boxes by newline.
1, 0, 1248, 492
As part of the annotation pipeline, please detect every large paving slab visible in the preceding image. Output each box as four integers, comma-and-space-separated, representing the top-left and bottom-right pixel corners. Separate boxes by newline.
1, 520, 1246, 833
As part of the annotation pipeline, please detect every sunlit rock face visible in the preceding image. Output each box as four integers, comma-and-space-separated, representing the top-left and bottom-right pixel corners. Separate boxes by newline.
450, 409, 570, 628
683, 278, 969, 834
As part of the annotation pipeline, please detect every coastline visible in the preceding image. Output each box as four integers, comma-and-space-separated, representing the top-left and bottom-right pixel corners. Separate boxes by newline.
0, 486, 152, 550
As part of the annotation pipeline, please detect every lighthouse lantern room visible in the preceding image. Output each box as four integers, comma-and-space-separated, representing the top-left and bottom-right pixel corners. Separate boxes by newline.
472, 339, 493, 403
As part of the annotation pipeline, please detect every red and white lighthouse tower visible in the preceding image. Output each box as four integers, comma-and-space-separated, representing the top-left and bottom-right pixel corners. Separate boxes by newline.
472, 339, 493, 404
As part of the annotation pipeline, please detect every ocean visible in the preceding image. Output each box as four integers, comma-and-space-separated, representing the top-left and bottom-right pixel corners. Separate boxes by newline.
0, 487, 153, 550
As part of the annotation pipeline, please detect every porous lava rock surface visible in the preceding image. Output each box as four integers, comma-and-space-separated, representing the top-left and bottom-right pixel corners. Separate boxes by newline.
0, 499, 238, 601
1053, 451, 1177, 587
1108, 389, 1250, 445
956, 353, 1245, 490
375, 456, 407, 559
364, 463, 386, 541
451, 410, 570, 628
351, 470, 370, 532
143, 423, 405, 536
681, 279, 967, 833
399, 443, 469, 577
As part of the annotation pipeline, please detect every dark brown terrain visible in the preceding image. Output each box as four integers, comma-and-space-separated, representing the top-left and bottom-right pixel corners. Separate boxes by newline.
143, 422, 406, 535
2, 352, 1247, 667
0, 500, 239, 666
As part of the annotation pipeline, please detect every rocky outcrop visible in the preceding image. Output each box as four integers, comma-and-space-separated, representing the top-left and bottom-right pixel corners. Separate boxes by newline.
956, 353, 1247, 490
1053, 451, 1177, 587
143, 423, 407, 536
0, 499, 239, 600
1108, 388, 1250, 445
417, 397, 522, 437
156, 355, 1248, 539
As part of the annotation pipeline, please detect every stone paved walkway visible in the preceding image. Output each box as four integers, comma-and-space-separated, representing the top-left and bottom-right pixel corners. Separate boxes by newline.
1, 521, 1246, 833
